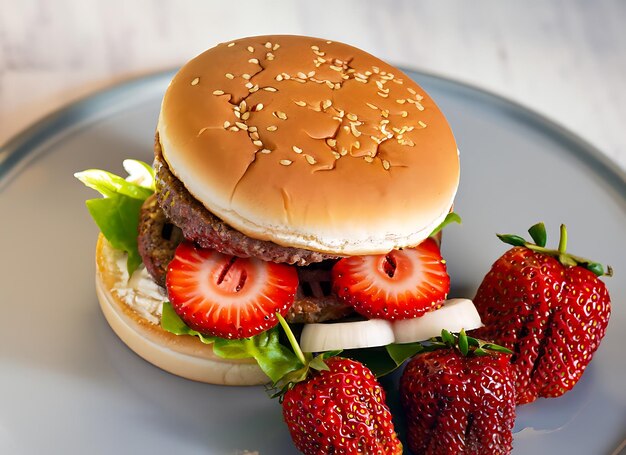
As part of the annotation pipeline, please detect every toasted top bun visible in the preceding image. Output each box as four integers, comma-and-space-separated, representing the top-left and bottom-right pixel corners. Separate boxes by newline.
157, 35, 459, 255
95, 234, 268, 385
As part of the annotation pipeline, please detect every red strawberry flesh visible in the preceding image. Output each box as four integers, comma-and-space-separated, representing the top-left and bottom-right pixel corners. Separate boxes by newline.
400, 350, 515, 455
472, 246, 611, 404
282, 357, 403, 455
166, 241, 298, 339
332, 238, 450, 320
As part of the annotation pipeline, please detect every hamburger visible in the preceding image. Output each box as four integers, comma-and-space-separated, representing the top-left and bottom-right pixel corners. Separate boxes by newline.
78, 35, 472, 387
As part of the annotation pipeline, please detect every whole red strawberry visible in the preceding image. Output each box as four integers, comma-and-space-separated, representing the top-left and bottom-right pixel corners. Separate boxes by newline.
282, 356, 403, 455
472, 223, 611, 404
400, 331, 516, 455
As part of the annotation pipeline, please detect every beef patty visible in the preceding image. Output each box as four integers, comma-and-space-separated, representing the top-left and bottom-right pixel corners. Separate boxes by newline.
137, 193, 353, 323
153, 137, 338, 266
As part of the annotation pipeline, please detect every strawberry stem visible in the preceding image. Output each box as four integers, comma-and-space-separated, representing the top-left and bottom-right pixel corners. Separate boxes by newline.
276, 313, 306, 365
558, 224, 568, 254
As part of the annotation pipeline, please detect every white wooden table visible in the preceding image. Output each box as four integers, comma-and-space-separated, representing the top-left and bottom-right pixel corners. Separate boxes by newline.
1, 0, 625, 171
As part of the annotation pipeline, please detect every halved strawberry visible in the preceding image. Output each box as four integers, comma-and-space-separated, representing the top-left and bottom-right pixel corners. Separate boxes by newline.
332, 238, 450, 320
166, 241, 299, 339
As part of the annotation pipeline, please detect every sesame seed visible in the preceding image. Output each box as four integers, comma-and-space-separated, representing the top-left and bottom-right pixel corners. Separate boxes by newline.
241, 112, 250, 120
260, 148, 272, 154
267, 125, 278, 131
382, 160, 391, 170
225, 73, 234, 79
247, 46, 254, 52
249, 126, 258, 132
229, 126, 239, 132
396, 99, 406, 104
245, 82, 253, 89
234, 111, 241, 118
292, 146, 303, 154
372, 66, 380, 73
297, 72, 308, 79
249, 85, 259, 93
377, 92, 389, 98
322, 99, 332, 110
243, 74, 252, 80
191, 77, 200, 86
235, 122, 248, 130
249, 58, 259, 64
401, 111, 408, 117
418, 120, 427, 128
294, 100, 307, 107
305, 154, 316, 165
308, 71, 316, 77
365, 71, 372, 76
364, 156, 373, 163
325, 81, 334, 89
273, 43, 280, 50
332, 116, 343, 122
326, 40, 333, 44
275, 111, 287, 120
223, 121, 231, 128
408, 87, 417, 95
393, 79, 403, 84
343, 125, 350, 132
332, 151, 341, 159
415, 94, 424, 101
253, 140, 263, 147
280, 159, 292, 166
263, 86, 278, 92
316, 56, 326, 63
239, 101, 247, 111
355, 77, 367, 83
266, 52, 275, 60
330, 65, 342, 72
350, 124, 362, 137
333, 83, 341, 90
265, 42, 272, 49
416, 103, 425, 111
354, 141, 361, 149
311, 45, 320, 51
276, 75, 284, 82
347, 113, 358, 121
382, 110, 389, 118
228, 42, 235, 47
255, 103, 264, 111
326, 138, 337, 147
371, 135, 382, 144
366, 102, 378, 110
212, 90, 224, 95
250, 132, 260, 140
407, 98, 416, 104
340, 148, 348, 156
283, 73, 291, 79
375, 80, 384, 90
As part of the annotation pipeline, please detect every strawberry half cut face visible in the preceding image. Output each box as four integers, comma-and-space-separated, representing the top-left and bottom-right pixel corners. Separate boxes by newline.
332, 238, 450, 320
166, 241, 299, 339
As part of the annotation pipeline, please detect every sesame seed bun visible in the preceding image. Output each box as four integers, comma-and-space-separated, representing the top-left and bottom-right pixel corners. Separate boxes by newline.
157, 35, 459, 255
95, 234, 268, 385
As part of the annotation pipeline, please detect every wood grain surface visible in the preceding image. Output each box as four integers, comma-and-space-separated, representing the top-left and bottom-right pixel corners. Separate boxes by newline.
1, 0, 625, 170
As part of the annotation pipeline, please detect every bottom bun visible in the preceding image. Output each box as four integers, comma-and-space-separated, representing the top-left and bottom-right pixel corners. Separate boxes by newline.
95, 234, 268, 385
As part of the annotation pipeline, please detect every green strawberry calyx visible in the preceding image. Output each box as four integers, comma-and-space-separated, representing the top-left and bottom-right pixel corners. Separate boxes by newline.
430, 329, 512, 357
497, 222, 613, 277
269, 314, 341, 400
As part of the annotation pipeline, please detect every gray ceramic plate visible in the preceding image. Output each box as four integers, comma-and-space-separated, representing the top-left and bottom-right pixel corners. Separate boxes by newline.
1, 70, 624, 455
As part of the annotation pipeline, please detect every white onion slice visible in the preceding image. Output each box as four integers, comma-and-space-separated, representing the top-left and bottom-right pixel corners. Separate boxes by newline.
392, 298, 483, 344
300, 319, 395, 352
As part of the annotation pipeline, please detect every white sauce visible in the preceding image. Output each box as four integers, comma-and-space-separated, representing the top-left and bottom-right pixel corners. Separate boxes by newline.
108, 247, 166, 324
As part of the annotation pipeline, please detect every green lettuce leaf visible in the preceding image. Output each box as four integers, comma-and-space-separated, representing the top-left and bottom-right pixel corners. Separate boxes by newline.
429, 212, 462, 237
161, 302, 301, 384
75, 161, 154, 275
160, 300, 217, 345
